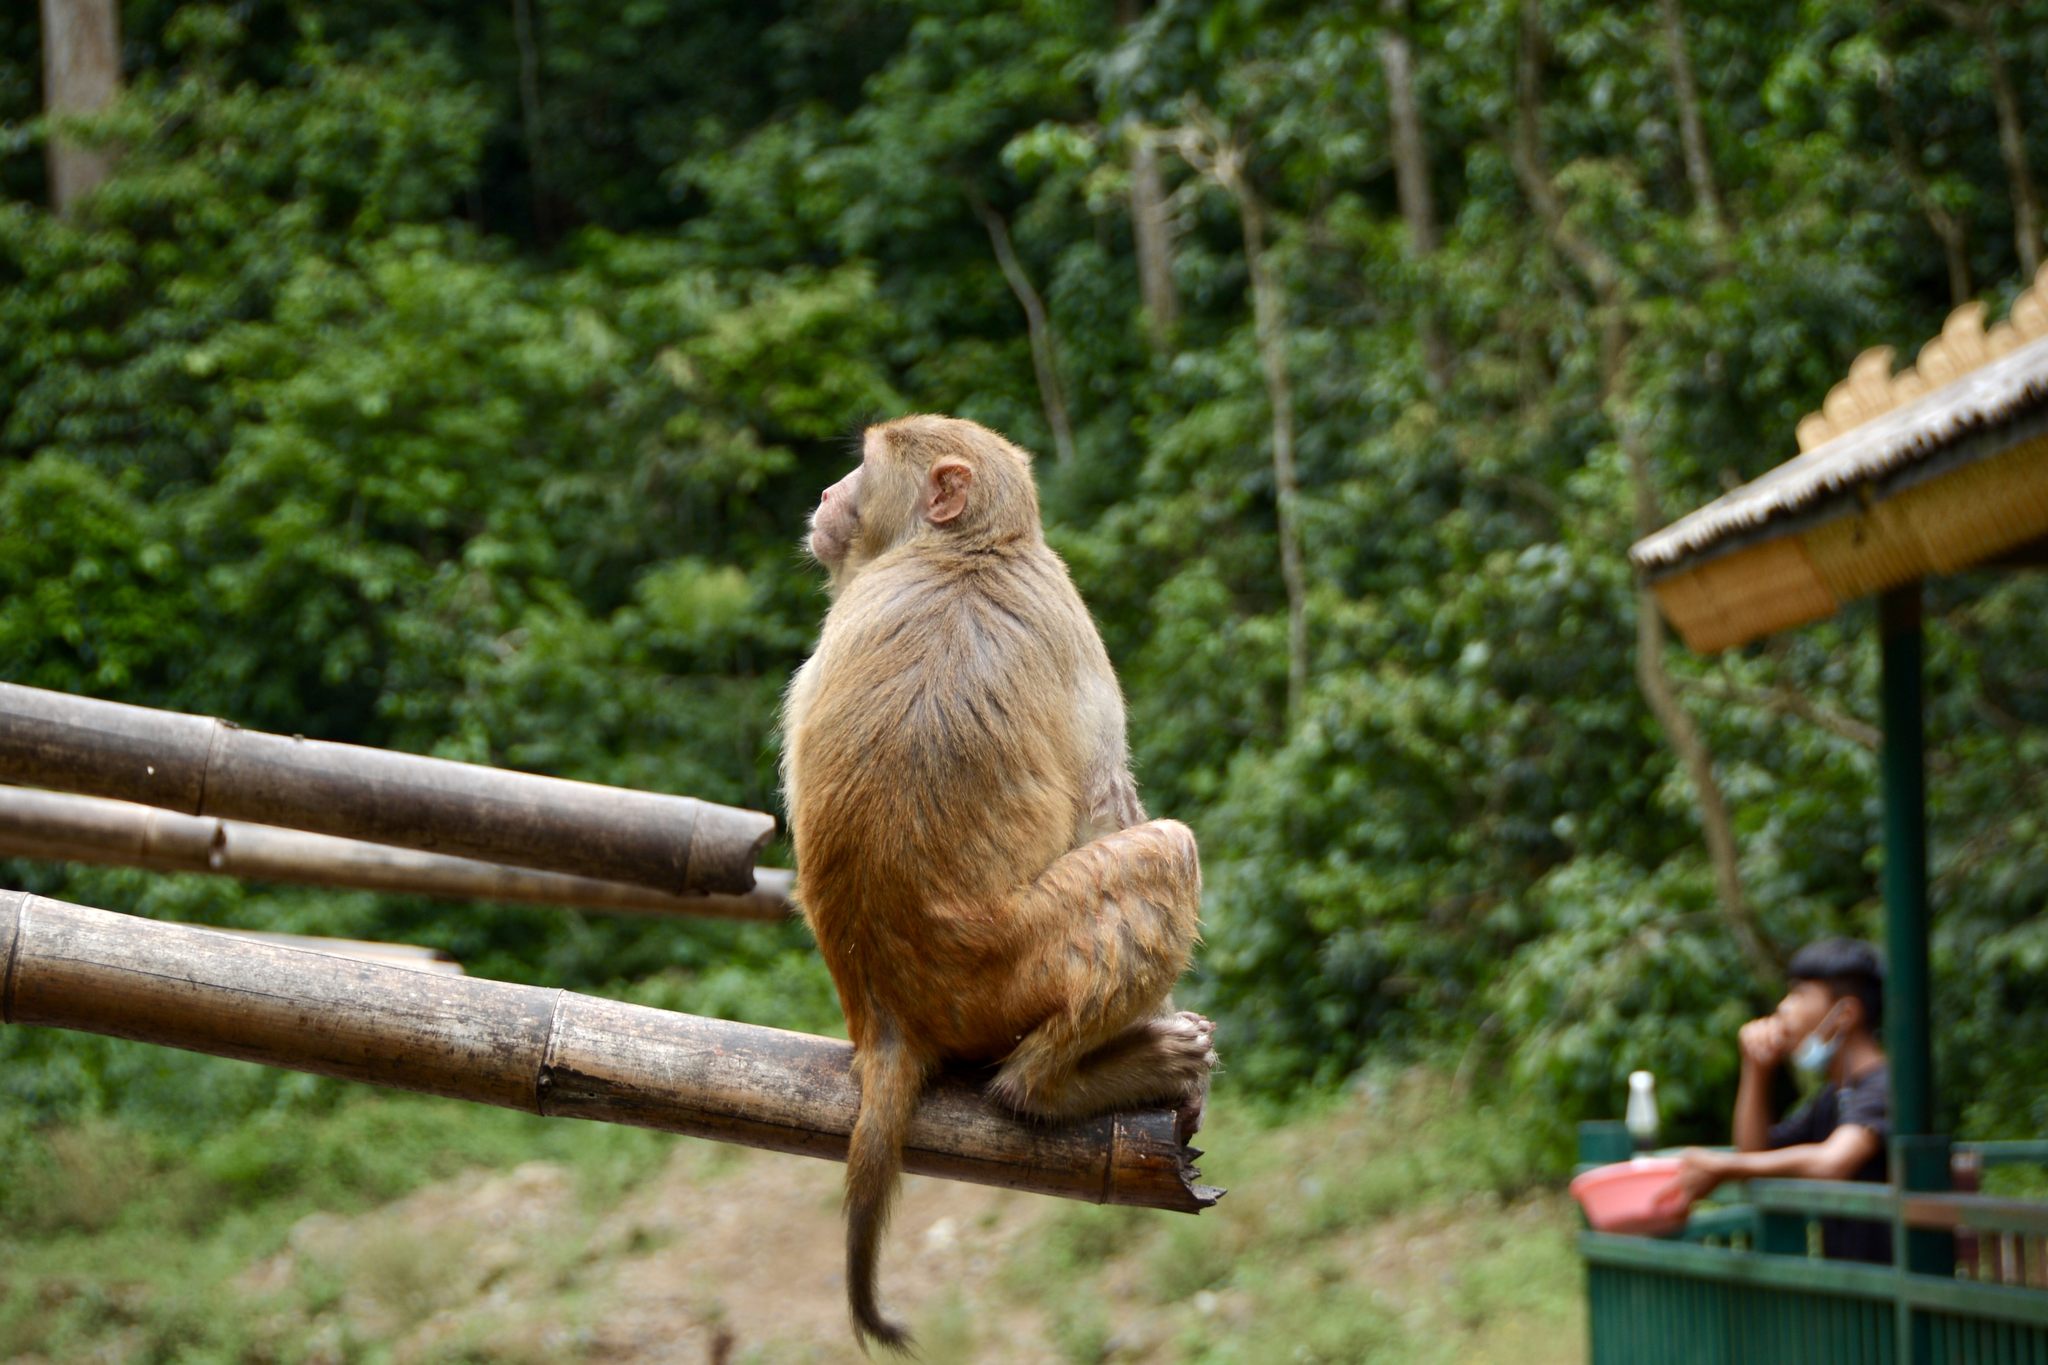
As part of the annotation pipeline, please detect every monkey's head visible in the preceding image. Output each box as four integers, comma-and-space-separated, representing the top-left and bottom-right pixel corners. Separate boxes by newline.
807, 415, 1042, 584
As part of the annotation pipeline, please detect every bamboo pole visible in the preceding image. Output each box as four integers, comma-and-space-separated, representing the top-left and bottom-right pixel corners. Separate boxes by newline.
0, 891, 1221, 1213
177, 925, 466, 975
0, 786, 793, 922
0, 682, 775, 895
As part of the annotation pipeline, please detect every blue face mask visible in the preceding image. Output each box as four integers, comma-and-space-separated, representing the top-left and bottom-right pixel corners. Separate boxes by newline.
1791, 1003, 1845, 1078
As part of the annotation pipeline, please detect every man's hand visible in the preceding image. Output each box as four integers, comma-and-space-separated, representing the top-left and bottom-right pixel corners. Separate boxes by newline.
1738, 1014, 1790, 1071
1671, 1147, 1730, 1203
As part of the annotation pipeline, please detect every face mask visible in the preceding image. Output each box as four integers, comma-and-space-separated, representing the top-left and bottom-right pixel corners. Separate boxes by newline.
1791, 1003, 1845, 1078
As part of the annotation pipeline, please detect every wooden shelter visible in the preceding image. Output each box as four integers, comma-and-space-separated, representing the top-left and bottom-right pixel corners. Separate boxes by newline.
1634, 266, 2048, 656
1581, 277, 2048, 1362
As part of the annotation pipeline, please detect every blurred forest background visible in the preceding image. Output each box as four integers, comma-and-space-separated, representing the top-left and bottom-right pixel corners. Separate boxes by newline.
5, 0, 2048, 1218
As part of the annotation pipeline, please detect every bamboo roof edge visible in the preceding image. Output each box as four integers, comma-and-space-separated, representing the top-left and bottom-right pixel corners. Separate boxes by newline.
1634, 264, 2048, 578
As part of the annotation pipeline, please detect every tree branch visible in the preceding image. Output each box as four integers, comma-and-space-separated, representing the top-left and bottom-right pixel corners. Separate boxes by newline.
968, 192, 1078, 465
1160, 111, 1310, 729
1878, 57, 1973, 306
1675, 677, 1884, 752
1934, 0, 2039, 275
1656, 0, 1724, 235
1379, 0, 1453, 394
510, 0, 553, 239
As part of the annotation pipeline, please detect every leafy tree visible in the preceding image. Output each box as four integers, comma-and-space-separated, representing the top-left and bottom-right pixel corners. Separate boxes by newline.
2, 0, 2045, 1147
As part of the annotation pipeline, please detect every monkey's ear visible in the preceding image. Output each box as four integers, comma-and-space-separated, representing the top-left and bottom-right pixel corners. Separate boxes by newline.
925, 460, 972, 525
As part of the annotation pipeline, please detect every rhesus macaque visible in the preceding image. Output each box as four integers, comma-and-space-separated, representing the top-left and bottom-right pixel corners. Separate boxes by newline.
781, 415, 1214, 1351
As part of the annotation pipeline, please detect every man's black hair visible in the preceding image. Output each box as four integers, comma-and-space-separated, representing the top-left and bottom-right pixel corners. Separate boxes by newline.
1788, 938, 1885, 1032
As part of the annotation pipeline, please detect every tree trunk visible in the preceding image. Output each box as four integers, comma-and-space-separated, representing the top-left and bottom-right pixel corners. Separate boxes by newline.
1233, 178, 1310, 731
38, 0, 120, 214
1978, 16, 2040, 277
510, 0, 556, 239
1611, 341, 1775, 978
1156, 115, 1310, 728
1130, 137, 1182, 354
1378, 0, 1453, 394
1116, 0, 1181, 354
1512, 0, 1777, 977
969, 193, 1078, 465
1879, 69, 1974, 306
1656, 0, 1724, 235
1938, 1, 2040, 275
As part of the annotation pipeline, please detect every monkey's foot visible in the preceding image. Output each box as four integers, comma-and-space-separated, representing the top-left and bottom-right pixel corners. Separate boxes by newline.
1161, 1011, 1218, 1140
988, 1010, 1219, 1123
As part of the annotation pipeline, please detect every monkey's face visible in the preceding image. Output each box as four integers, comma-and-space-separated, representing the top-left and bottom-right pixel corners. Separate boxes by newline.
809, 420, 1034, 587
807, 462, 866, 570
808, 430, 932, 580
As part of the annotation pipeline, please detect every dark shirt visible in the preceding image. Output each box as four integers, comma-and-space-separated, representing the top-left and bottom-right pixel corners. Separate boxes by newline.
1767, 1061, 1892, 1263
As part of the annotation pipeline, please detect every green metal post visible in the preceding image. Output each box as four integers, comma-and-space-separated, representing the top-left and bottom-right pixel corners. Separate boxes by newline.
1893, 1135, 1953, 1276
1879, 585, 1932, 1141
1579, 1121, 1635, 1168
1882, 584, 1946, 1365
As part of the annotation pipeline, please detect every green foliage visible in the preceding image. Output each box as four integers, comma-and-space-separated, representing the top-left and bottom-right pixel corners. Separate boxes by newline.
2, 0, 2045, 1156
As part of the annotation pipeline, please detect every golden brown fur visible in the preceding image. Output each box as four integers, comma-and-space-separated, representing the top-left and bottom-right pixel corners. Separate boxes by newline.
781, 415, 1212, 1351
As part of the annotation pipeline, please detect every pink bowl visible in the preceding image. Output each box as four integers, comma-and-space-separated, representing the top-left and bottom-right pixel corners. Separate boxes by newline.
1569, 1157, 1693, 1236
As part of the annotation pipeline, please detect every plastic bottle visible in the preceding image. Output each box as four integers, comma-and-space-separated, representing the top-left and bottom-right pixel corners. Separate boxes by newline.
1625, 1070, 1660, 1152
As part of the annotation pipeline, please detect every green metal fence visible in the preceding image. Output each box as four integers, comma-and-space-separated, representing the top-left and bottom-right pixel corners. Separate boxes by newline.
1578, 1131, 2048, 1363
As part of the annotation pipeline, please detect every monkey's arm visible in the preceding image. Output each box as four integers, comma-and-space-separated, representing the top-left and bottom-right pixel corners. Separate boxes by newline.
1087, 767, 1147, 836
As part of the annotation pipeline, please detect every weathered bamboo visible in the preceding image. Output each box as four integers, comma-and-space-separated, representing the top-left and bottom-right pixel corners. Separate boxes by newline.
0, 891, 1221, 1213
177, 924, 466, 976
0, 682, 775, 895
0, 786, 793, 922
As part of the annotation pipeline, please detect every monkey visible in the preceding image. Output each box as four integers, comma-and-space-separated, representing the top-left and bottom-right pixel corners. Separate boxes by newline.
780, 414, 1215, 1352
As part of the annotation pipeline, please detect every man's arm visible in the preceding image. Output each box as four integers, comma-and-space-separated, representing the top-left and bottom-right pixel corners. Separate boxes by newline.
1673, 1124, 1882, 1201
1732, 1058, 1776, 1152
1733, 1015, 1790, 1151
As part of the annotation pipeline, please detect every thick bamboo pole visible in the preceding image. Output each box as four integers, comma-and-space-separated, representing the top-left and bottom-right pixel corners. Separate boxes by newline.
0, 786, 793, 922
0, 683, 775, 895
0, 892, 1221, 1213
178, 924, 466, 975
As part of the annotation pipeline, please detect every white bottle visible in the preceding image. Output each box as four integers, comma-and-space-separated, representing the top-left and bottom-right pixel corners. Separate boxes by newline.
1625, 1070, 1660, 1151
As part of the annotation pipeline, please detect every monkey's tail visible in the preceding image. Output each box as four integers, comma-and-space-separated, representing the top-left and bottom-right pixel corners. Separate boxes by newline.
846, 1040, 934, 1355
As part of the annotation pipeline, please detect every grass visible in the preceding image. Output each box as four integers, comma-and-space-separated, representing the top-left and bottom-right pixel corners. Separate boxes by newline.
0, 1095, 670, 1363
971, 1072, 1582, 1364
0, 1069, 1587, 1363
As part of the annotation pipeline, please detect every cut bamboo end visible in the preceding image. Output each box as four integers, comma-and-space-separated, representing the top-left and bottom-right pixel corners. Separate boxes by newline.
0, 891, 1220, 1214
0, 786, 793, 922
0, 683, 776, 896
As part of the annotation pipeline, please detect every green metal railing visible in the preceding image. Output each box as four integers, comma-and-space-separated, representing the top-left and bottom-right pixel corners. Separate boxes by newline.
1578, 1129, 2048, 1363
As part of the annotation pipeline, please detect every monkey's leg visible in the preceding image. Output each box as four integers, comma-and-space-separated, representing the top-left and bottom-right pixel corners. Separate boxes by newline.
986, 819, 1212, 1120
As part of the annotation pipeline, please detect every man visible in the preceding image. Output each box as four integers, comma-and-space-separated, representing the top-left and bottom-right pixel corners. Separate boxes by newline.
1670, 938, 1892, 1262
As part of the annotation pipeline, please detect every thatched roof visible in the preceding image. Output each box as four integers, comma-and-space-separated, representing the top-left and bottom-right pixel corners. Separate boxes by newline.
1631, 268, 2048, 653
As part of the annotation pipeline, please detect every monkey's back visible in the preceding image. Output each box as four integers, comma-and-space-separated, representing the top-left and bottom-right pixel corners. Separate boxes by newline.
788, 538, 1106, 1049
